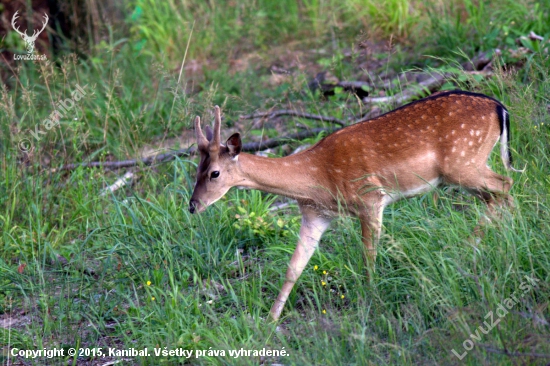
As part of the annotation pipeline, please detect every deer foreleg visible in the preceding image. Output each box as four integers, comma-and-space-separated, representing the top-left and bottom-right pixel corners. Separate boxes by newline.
269, 208, 332, 321
359, 197, 385, 267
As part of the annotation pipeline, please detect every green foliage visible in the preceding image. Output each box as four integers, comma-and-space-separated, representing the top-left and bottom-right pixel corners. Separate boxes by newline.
425, 0, 550, 60
126, 0, 367, 65
360, 0, 420, 36
232, 195, 300, 244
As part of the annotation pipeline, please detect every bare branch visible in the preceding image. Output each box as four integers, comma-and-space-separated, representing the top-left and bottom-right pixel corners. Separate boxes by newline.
99, 171, 135, 196
336, 80, 371, 90
240, 109, 345, 127
51, 147, 197, 172
51, 128, 337, 172
363, 73, 448, 106
242, 127, 334, 150
529, 31, 544, 42
477, 343, 550, 359
351, 107, 383, 124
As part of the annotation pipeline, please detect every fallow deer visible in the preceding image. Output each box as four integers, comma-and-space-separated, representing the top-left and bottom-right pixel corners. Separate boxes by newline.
188, 90, 522, 321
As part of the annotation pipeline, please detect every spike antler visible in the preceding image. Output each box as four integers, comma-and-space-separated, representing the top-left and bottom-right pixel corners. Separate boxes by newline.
210, 106, 222, 151
194, 106, 223, 153
194, 116, 209, 151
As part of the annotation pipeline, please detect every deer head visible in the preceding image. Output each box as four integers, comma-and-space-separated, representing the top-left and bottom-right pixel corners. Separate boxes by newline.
11, 11, 49, 54
189, 106, 242, 214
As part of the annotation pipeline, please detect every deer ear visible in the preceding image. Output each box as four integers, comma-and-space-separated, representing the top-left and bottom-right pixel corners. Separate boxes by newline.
226, 133, 242, 157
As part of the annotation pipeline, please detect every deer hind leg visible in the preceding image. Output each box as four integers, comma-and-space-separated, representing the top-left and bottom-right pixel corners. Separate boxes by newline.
451, 168, 513, 237
464, 168, 514, 215
269, 206, 332, 321
359, 197, 386, 268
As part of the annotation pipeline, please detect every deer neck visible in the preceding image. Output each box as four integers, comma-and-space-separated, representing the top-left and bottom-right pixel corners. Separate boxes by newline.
236, 152, 319, 201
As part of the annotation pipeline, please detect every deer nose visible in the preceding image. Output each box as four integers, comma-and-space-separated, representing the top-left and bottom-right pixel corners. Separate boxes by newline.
189, 200, 198, 214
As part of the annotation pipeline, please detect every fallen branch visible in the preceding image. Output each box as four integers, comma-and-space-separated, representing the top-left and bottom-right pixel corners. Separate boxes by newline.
243, 127, 334, 150
362, 73, 448, 106
51, 128, 336, 172
336, 80, 371, 90
351, 107, 383, 124
51, 147, 197, 172
240, 109, 345, 127
308, 72, 370, 99
100, 171, 135, 196
477, 343, 550, 359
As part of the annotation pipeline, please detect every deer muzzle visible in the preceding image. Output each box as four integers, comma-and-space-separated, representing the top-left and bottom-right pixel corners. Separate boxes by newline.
188, 199, 198, 214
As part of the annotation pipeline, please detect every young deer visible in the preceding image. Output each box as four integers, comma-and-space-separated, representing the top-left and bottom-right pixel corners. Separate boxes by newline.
189, 90, 522, 321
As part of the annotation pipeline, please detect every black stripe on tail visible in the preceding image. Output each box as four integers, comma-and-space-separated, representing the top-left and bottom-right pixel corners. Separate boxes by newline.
496, 104, 513, 166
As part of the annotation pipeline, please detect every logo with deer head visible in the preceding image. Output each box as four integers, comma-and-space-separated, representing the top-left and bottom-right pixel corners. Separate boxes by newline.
11, 11, 49, 54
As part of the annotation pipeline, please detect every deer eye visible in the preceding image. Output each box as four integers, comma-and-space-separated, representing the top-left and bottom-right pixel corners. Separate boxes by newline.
210, 171, 220, 179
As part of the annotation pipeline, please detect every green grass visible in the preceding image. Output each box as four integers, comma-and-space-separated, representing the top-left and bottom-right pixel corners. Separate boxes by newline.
1, 0, 550, 365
